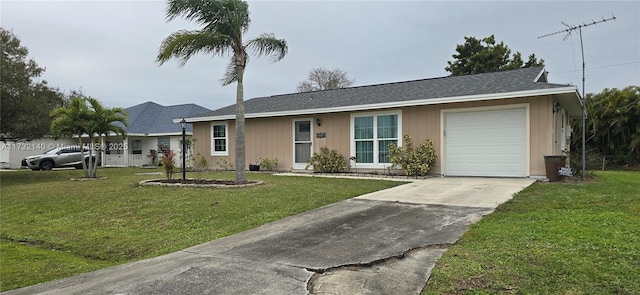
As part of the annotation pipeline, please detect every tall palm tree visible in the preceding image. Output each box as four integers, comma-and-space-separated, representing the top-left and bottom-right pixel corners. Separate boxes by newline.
157, 0, 287, 183
50, 97, 92, 177
86, 97, 128, 178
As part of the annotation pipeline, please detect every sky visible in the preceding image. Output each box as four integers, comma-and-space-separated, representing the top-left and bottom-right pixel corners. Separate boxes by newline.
2, 1, 639, 111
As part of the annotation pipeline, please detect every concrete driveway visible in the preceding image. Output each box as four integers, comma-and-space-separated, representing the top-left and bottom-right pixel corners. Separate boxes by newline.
3, 177, 535, 295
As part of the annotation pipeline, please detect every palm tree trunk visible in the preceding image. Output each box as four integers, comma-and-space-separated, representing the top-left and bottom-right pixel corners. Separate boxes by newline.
91, 136, 102, 177
78, 136, 89, 178
88, 136, 96, 178
235, 65, 247, 184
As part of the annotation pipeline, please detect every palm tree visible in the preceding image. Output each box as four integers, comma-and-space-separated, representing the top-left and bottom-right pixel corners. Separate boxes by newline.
85, 97, 128, 178
156, 0, 287, 183
50, 96, 92, 177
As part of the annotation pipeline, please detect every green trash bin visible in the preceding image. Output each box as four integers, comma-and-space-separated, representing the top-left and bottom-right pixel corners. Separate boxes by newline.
544, 155, 567, 182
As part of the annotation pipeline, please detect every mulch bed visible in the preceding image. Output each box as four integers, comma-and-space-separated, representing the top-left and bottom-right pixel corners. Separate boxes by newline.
139, 179, 263, 188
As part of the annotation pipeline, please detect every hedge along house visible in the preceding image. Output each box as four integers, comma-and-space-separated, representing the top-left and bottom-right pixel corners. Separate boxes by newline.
182, 67, 581, 178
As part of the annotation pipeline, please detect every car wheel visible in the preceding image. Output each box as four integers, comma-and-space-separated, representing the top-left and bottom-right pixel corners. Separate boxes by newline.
39, 160, 54, 170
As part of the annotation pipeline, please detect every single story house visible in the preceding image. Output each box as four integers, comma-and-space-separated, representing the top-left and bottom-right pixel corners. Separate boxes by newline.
1, 101, 210, 169
182, 67, 581, 178
105, 101, 211, 167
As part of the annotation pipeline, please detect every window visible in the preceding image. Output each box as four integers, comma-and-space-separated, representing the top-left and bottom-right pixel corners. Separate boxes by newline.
352, 112, 400, 166
157, 137, 170, 153
211, 122, 228, 156
132, 140, 142, 155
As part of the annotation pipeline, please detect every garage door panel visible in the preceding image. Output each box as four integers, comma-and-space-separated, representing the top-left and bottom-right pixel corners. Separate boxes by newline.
445, 108, 526, 177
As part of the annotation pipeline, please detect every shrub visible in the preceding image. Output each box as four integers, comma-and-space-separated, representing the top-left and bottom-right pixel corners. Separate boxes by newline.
216, 158, 234, 171
388, 135, 437, 176
192, 153, 208, 180
306, 147, 347, 173
161, 150, 177, 180
259, 157, 278, 171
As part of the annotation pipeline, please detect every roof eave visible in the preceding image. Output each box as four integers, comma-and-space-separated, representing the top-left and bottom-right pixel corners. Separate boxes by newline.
185, 86, 581, 122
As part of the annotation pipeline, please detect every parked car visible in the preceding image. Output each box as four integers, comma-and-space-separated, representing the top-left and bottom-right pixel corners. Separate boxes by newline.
22, 146, 100, 171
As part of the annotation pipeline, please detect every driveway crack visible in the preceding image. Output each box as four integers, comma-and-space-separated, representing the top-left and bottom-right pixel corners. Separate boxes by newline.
305, 243, 451, 294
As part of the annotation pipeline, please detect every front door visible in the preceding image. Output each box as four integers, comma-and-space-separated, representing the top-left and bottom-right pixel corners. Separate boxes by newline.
293, 119, 313, 170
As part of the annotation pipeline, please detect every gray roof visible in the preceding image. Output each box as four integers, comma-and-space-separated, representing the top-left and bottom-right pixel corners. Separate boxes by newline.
118, 102, 211, 135
195, 67, 577, 119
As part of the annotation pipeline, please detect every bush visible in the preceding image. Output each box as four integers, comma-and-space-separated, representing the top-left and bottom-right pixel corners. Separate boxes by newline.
215, 158, 234, 171
306, 147, 347, 173
259, 157, 278, 171
192, 153, 208, 180
161, 150, 177, 180
388, 135, 437, 176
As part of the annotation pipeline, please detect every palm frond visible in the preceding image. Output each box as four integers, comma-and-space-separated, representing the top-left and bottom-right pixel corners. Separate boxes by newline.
220, 58, 238, 86
50, 97, 91, 137
166, 0, 250, 35
157, 30, 232, 67
245, 33, 288, 62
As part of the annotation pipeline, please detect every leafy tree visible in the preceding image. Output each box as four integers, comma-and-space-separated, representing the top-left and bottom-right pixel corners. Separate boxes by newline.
571, 86, 640, 166
157, 0, 287, 183
296, 67, 355, 92
50, 95, 127, 178
445, 35, 544, 76
1, 28, 65, 140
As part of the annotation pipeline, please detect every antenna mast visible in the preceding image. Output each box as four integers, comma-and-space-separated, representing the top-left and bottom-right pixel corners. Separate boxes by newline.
538, 15, 616, 181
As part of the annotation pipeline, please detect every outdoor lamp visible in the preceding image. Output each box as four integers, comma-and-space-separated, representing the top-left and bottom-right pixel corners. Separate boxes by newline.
181, 118, 186, 182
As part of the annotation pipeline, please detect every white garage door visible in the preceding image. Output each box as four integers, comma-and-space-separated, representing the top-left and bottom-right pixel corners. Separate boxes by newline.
445, 108, 527, 177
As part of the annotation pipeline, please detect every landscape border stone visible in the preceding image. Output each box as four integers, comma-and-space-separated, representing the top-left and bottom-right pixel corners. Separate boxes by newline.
139, 179, 264, 188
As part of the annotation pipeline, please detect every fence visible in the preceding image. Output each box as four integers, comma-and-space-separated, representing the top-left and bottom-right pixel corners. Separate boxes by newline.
103, 154, 148, 167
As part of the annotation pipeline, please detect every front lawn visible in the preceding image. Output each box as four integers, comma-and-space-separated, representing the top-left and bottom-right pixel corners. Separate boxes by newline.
0, 168, 402, 291
423, 171, 640, 294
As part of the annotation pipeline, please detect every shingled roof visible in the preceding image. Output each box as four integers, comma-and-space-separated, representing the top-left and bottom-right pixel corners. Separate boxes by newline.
119, 102, 211, 135
188, 67, 581, 121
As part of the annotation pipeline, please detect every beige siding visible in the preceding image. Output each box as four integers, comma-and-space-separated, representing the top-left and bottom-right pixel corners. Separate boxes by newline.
313, 113, 351, 153
245, 117, 292, 170
192, 95, 555, 175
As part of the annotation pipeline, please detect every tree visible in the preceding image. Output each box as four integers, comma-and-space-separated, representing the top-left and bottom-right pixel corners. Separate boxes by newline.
157, 0, 287, 184
1, 28, 65, 140
571, 86, 640, 166
50, 95, 127, 178
296, 67, 355, 92
445, 35, 544, 76
50, 96, 91, 176
85, 98, 128, 177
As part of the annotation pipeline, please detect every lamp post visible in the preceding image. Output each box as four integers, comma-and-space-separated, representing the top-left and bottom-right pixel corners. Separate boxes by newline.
180, 118, 186, 183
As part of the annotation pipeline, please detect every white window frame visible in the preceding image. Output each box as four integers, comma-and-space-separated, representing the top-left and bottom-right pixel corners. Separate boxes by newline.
211, 122, 229, 156
350, 110, 402, 168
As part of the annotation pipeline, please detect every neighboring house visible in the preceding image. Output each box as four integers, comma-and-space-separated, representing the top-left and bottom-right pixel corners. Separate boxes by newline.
104, 101, 211, 167
0, 102, 210, 169
182, 67, 581, 178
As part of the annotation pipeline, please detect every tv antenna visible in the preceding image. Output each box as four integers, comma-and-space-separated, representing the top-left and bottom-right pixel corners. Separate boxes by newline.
538, 15, 616, 181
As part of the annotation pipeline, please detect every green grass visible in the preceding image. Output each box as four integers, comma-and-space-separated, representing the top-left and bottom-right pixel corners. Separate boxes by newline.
0, 168, 402, 291
423, 171, 640, 295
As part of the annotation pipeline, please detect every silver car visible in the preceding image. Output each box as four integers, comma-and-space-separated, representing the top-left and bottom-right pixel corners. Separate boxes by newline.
23, 146, 99, 171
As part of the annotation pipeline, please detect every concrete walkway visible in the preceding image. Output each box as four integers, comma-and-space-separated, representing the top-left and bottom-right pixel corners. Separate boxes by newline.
3, 177, 535, 295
